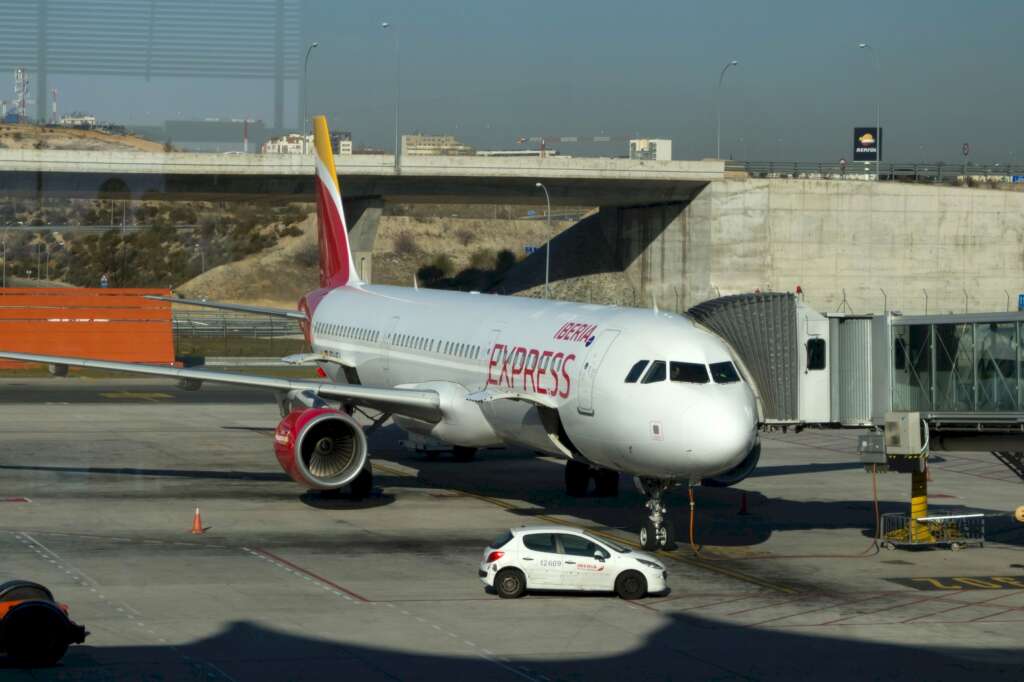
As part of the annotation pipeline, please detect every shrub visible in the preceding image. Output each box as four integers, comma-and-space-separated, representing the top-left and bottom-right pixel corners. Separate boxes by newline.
455, 228, 476, 246
393, 231, 420, 256
469, 248, 495, 270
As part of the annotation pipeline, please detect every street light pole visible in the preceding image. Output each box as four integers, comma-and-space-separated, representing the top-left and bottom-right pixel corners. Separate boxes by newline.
535, 182, 552, 299
302, 41, 319, 155
716, 60, 739, 160
381, 22, 400, 171
858, 43, 881, 179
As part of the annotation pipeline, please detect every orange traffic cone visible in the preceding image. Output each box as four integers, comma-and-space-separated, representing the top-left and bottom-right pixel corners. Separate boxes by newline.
191, 506, 205, 535
738, 492, 750, 516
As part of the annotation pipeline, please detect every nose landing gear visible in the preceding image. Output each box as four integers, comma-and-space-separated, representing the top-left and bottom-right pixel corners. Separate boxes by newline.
636, 477, 677, 551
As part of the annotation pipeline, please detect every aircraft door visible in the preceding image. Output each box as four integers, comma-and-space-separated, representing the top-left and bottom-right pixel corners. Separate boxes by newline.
576, 329, 620, 416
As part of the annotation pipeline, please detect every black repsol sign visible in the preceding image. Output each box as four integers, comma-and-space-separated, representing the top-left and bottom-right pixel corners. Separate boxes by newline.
889, 576, 1024, 591
853, 127, 882, 162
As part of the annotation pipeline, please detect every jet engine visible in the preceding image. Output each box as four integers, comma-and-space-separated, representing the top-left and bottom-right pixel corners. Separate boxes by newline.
273, 408, 368, 490
702, 441, 761, 488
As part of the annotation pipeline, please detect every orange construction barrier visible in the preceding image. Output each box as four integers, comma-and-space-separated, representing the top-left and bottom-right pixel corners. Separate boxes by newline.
0, 288, 174, 368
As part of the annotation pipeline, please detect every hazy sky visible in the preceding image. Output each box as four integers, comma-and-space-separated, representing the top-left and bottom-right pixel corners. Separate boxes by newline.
48, 0, 1024, 162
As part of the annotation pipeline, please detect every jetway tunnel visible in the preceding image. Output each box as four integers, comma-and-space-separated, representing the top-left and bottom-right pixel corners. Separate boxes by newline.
688, 293, 1024, 481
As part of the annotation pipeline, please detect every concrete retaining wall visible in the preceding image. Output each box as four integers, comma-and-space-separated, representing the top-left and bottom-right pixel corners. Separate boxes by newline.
681, 179, 1024, 315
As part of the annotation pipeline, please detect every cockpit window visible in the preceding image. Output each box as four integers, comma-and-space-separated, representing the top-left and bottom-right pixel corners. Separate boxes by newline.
709, 361, 741, 384
624, 360, 649, 383
641, 361, 666, 383
669, 362, 709, 384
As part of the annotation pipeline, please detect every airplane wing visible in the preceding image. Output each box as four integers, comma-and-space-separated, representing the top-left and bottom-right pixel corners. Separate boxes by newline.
0, 351, 441, 422
145, 295, 307, 320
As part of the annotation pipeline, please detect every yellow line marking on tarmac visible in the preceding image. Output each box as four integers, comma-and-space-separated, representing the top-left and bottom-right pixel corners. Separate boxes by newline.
99, 392, 173, 402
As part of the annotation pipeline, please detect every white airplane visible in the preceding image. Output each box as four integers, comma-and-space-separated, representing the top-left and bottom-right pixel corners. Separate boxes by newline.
0, 116, 759, 550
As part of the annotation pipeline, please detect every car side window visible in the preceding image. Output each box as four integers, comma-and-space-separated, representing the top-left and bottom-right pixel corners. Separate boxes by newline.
522, 533, 557, 554
557, 534, 600, 557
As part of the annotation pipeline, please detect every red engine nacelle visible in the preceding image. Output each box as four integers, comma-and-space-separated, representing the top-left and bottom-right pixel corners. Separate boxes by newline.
273, 408, 368, 490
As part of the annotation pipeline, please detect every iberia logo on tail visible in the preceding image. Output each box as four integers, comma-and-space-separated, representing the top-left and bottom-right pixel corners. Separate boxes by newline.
312, 116, 362, 289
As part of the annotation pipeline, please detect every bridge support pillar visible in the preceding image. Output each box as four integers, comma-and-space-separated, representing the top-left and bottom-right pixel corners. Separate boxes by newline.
596, 199, 708, 311
344, 198, 383, 284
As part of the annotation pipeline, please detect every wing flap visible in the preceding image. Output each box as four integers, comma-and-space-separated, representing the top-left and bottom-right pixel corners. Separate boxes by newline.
0, 351, 440, 422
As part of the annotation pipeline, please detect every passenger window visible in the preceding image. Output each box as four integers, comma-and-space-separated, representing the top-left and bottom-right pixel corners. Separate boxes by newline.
807, 338, 826, 371
624, 360, 649, 383
642, 361, 667, 383
557, 534, 600, 557
709, 361, 740, 384
670, 362, 709, 384
522, 533, 557, 554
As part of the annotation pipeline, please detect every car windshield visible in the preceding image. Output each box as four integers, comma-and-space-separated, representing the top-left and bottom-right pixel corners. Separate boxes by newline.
584, 531, 630, 553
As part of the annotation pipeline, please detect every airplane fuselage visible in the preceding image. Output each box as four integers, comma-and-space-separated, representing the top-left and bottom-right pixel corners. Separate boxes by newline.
308, 284, 758, 481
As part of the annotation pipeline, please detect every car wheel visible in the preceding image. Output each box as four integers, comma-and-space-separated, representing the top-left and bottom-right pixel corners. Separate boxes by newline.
615, 570, 647, 600
2, 601, 72, 667
495, 568, 526, 599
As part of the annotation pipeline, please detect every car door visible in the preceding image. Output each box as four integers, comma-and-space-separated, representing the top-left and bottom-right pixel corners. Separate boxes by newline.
519, 533, 564, 589
554, 533, 613, 590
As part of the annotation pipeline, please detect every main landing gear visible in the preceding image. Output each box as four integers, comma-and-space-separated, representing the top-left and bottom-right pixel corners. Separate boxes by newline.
564, 460, 620, 497
637, 478, 677, 551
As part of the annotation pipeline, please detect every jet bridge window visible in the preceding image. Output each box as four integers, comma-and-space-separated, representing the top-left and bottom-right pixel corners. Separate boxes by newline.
670, 362, 709, 384
641, 361, 667, 383
806, 338, 826, 370
709, 361, 740, 384
624, 360, 649, 383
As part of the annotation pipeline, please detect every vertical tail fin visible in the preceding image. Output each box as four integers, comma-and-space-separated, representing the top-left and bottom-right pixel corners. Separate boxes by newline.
312, 115, 361, 288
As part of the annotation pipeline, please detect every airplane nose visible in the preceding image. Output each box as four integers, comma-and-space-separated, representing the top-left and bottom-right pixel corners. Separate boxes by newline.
684, 390, 757, 473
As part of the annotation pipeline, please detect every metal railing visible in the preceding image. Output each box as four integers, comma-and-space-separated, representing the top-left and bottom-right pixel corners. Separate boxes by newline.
172, 310, 303, 338
725, 161, 1024, 184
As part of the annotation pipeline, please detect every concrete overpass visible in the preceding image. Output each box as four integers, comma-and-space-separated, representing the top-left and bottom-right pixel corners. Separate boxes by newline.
0, 149, 722, 206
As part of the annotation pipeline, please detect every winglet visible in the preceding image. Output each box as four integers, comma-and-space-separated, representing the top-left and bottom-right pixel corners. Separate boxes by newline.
312, 115, 362, 288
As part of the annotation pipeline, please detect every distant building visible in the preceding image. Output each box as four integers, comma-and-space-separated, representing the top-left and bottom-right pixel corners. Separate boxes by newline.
401, 133, 474, 156
261, 130, 352, 155
59, 113, 97, 128
629, 138, 672, 161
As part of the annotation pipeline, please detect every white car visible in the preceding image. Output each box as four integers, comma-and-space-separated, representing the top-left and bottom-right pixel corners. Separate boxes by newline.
479, 525, 668, 600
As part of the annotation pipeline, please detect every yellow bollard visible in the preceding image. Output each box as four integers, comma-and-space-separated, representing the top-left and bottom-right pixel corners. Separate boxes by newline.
910, 468, 933, 543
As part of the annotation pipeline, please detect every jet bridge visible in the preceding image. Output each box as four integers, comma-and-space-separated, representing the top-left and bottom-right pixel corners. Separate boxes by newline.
690, 295, 1024, 547
689, 295, 1024, 479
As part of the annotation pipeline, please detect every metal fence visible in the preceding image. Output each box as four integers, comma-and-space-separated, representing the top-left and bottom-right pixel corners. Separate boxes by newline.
726, 161, 1024, 184
172, 310, 303, 338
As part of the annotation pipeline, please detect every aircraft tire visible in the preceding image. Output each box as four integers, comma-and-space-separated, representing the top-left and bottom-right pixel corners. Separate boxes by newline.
452, 446, 476, 462
565, 460, 590, 497
593, 469, 620, 497
349, 464, 373, 500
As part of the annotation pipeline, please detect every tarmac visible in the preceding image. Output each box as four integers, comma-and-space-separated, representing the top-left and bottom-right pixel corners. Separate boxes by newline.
2, 377, 1024, 681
